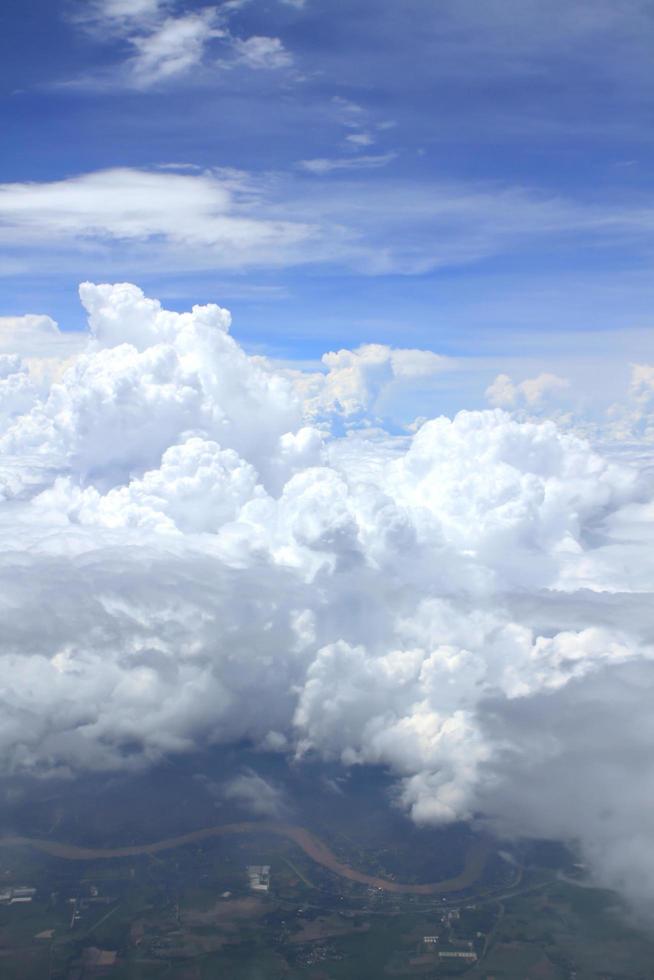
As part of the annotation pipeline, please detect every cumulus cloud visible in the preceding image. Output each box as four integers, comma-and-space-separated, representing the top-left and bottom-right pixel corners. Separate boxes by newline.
2, 282, 654, 912
283, 343, 453, 420
0, 317, 86, 434
1, 282, 314, 493
486, 371, 571, 408
606, 362, 654, 443
487, 364, 654, 451
0, 357, 39, 435
0, 314, 81, 360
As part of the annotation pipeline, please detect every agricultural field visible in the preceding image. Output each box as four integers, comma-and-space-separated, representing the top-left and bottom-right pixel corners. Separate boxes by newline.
0, 756, 651, 978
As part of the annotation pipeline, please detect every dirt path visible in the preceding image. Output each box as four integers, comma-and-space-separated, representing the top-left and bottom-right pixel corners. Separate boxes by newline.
0, 822, 487, 896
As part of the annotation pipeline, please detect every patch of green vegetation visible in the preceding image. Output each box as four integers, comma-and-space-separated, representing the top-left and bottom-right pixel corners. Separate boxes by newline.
4, 761, 654, 979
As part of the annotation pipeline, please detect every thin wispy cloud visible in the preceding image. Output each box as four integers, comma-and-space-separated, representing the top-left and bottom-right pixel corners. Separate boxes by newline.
4, 166, 654, 278
234, 35, 293, 70
66, 0, 295, 88
129, 9, 225, 86
297, 153, 397, 174
77, 0, 167, 32
0, 168, 316, 268
345, 133, 375, 147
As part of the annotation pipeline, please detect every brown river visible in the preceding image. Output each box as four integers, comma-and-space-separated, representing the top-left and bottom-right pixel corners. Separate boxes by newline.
0, 822, 487, 895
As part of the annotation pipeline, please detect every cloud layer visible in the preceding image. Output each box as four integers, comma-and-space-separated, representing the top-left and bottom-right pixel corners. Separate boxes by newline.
6, 166, 654, 279
2, 283, 654, 910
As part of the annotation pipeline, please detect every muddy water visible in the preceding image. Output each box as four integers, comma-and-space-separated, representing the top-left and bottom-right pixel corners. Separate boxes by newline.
0, 821, 487, 895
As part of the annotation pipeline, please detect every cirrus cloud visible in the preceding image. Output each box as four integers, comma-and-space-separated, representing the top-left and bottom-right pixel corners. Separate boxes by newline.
5, 166, 654, 279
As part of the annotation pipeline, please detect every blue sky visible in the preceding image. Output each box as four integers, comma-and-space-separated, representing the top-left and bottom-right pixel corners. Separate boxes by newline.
2, 0, 654, 413
5, 5, 654, 900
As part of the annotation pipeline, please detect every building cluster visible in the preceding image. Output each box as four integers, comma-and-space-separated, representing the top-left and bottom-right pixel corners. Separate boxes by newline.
439, 949, 478, 961
295, 941, 344, 968
421, 907, 480, 964
0, 886, 36, 905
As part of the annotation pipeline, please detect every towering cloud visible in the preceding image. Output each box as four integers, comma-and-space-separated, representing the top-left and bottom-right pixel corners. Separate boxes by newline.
1, 283, 653, 909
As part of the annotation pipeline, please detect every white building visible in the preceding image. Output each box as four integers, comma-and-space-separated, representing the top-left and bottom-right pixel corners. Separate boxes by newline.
246, 865, 271, 892
439, 950, 477, 961
0, 886, 36, 905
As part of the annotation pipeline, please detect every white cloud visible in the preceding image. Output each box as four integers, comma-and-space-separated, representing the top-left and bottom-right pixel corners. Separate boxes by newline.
57, 437, 265, 534
2, 281, 310, 493
71, 2, 224, 88
69, 1, 294, 89
223, 769, 290, 818
475, 655, 654, 906
345, 133, 375, 147
0, 357, 39, 435
128, 10, 225, 86
73, 0, 167, 38
605, 362, 654, 443
284, 343, 452, 419
7, 166, 654, 278
629, 363, 654, 406
485, 365, 654, 448
90, 0, 166, 26
0, 316, 86, 428
234, 36, 293, 69
1, 282, 654, 914
0, 314, 82, 361
486, 371, 570, 408
0, 168, 316, 268
298, 153, 397, 175
331, 97, 365, 127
